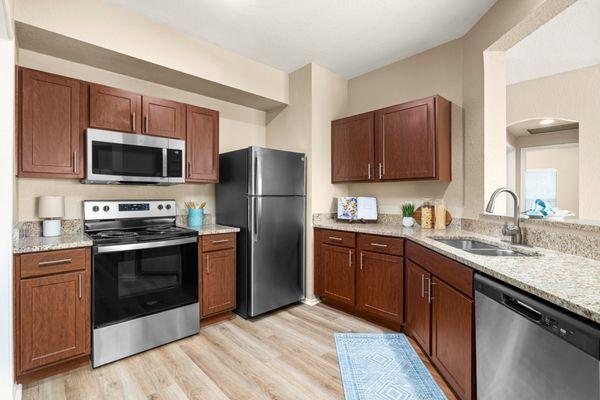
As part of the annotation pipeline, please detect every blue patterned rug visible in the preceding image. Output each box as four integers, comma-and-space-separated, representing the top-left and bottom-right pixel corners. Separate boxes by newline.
334, 333, 447, 400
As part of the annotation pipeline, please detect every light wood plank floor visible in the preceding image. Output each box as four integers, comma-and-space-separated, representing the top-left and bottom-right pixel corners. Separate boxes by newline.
23, 304, 456, 400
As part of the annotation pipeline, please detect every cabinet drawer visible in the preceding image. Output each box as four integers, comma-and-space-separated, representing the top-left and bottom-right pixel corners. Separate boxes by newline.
202, 233, 236, 252
20, 248, 87, 278
357, 234, 403, 256
319, 229, 355, 248
405, 241, 473, 298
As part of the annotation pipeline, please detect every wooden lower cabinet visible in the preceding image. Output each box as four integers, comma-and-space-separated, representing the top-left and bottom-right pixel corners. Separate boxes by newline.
405, 260, 431, 353
14, 248, 91, 383
316, 231, 475, 400
315, 229, 403, 329
431, 277, 474, 400
200, 233, 237, 319
320, 243, 355, 306
357, 250, 403, 322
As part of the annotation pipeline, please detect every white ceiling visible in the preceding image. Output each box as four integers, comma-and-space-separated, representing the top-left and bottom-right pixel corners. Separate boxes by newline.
506, 0, 600, 85
107, 0, 496, 79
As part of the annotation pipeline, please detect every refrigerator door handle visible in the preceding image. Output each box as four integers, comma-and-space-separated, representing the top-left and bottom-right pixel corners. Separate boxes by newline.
256, 155, 263, 195
253, 197, 262, 243
257, 197, 262, 242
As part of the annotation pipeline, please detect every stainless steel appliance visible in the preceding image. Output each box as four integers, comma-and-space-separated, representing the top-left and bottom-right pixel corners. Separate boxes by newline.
85, 200, 199, 367
83, 128, 185, 185
216, 146, 306, 318
475, 273, 600, 400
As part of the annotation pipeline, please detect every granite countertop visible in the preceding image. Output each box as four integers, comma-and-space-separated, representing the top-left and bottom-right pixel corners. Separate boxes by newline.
314, 216, 600, 324
13, 233, 93, 254
180, 224, 240, 235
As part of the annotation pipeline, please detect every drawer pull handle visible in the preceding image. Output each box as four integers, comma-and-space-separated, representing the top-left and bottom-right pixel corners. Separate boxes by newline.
211, 239, 229, 244
370, 243, 388, 248
38, 258, 72, 267
328, 236, 343, 241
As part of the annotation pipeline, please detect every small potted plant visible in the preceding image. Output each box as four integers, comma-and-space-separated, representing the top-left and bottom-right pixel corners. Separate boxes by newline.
402, 202, 415, 227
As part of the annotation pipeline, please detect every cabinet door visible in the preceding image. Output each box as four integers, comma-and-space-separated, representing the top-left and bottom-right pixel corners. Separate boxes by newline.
19, 69, 81, 178
376, 97, 435, 180
19, 271, 87, 372
405, 260, 431, 354
201, 248, 236, 317
357, 251, 403, 322
186, 105, 219, 183
331, 112, 375, 182
89, 84, 141, 133
142, 96, 186, 139
431, 277, 473, 400
320, 244, 355, 305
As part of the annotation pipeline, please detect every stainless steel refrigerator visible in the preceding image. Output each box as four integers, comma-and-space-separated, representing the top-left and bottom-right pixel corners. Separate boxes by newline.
216, 146, 306, 318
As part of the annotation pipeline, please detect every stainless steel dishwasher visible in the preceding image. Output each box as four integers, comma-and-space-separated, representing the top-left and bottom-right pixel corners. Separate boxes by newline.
475, 273, 600, 400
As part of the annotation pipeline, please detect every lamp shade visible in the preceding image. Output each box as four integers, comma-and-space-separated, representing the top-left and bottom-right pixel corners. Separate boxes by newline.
38, 196, 65, 219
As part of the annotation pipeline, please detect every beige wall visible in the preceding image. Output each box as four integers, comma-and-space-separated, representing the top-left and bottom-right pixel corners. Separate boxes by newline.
14, 0, 289, 107
266, 63, 348, 300
507, 64, 600, 219
16, 50, 267, 221
525, 145, 579, 215
462, 0, 552, 218
344, 39, 465, 216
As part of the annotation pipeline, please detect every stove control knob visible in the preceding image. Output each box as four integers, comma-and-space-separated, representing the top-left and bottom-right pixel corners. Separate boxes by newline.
103, 206, 110, 212
165, 204, 172, 210
158, 204, 163, 210
92, 206, 99, 212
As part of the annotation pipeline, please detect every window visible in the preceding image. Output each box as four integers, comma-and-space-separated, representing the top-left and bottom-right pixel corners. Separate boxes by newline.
525, 168, 557, 209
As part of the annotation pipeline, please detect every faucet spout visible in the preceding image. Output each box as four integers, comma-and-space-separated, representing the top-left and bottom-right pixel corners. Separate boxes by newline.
485, 187, 523, 244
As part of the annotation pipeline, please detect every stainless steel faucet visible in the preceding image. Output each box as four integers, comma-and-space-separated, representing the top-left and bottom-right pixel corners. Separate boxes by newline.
485, 187, 523, 245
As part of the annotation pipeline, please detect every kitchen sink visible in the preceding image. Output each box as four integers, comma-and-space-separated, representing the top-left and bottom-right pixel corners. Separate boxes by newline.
434, 238, 529, 257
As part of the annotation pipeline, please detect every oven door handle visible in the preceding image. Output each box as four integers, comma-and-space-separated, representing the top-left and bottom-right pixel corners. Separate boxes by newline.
95, 237, 198, 254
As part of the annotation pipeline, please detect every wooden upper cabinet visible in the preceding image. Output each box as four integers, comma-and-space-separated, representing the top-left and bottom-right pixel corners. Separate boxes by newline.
431, 277, 474, 400
18, 269, 88, 373
19, 68, 82, 178
330, 95, 451, 183
201, 248, 236, 318
186, 105, 219, 183
89, 84, 141, 133
142, 96, 186, 139
405, 260, 431, 354
331, 112, 375, 182
357, 250, 403, 323
376, 96, 449, 180
320, 243, 355, 306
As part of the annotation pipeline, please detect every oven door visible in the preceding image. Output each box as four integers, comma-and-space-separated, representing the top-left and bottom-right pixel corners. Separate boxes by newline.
92, 237, 198, 329
84, 128, 184, 184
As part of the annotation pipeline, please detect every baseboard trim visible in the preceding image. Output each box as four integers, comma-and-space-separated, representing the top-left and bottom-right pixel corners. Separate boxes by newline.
14, 384, 22, 400
302, 297, 321, 306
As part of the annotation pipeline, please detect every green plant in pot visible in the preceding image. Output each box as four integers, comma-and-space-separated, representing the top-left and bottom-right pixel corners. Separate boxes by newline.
402, 202, 415, 227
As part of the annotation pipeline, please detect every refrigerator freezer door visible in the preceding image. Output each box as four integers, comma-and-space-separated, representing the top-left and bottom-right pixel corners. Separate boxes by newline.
250, 147, 306, 196
249, 196, 305, 316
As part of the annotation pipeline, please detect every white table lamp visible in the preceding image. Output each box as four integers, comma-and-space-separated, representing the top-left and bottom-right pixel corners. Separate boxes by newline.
38, 196, 65, 237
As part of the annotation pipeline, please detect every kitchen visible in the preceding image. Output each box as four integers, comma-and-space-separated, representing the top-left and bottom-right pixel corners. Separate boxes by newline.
1, 1, 599, 400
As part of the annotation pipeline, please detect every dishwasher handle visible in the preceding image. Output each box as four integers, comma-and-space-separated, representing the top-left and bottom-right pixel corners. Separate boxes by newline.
502, 294, 542, 322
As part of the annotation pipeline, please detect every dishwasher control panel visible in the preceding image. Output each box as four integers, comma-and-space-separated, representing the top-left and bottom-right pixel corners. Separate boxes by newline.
475, 274, 600, 360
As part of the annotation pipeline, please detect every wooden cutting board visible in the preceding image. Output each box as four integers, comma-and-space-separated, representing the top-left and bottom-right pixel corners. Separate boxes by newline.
413, 207, 453, 226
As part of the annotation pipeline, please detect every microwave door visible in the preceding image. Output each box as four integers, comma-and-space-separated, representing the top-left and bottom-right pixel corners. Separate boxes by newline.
83, 129, 184, 185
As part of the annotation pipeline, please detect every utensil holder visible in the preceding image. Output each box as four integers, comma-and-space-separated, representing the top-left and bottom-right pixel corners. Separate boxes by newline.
188, 208, 204, 228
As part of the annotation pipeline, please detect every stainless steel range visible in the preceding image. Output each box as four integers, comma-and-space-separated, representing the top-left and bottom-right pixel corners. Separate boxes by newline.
84, 200, 199, 367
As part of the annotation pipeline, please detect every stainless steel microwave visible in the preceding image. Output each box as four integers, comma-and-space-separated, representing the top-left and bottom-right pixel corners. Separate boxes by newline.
83, 128, 185, 185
